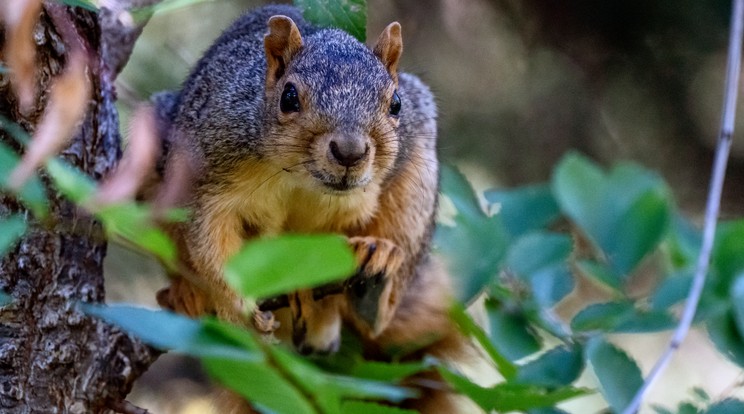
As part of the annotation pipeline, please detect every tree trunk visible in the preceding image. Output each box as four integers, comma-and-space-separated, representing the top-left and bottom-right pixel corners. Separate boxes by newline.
0, 2, 158, 412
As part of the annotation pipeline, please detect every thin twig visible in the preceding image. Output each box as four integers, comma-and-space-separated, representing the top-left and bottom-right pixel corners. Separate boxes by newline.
622, 1, 744, 412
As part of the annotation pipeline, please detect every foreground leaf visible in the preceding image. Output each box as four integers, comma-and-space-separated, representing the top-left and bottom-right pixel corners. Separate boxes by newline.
516, 345, 584, 388
704, 399, 744, 414
225, 234, 355, 300
440, 368, 588, 412
586, 337, 643, 413
295, 0, 367, 42
450, 303, 517, 379
0, 292, 11, 306
84, 305, 259, 360
484, 184, 560, 238
341, 401, 417, 414
205, 357, 317, 414
0, 142, 48, 217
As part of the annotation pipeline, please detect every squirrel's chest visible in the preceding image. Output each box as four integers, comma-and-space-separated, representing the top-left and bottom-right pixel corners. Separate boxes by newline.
214, 164, 379, 236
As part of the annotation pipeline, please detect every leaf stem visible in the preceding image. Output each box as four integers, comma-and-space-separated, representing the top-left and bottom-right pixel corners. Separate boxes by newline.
622, 1, 744, 412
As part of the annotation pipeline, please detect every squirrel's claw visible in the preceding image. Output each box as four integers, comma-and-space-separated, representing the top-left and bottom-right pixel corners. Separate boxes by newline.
347, 236, 404, 337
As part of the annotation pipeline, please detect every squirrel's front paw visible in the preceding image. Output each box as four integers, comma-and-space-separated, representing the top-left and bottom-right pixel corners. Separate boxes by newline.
346, 236, 404, 337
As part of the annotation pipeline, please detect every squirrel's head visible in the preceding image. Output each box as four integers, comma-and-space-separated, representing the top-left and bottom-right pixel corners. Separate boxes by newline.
261, 15, 403, 195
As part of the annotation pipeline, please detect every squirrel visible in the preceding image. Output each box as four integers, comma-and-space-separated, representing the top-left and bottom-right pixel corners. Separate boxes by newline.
144, 4, 478, 413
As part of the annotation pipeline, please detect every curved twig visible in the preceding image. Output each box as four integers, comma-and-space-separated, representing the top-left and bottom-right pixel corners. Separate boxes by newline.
622, 1, 744, 412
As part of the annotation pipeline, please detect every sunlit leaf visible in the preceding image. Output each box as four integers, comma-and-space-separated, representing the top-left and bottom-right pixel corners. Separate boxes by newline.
341, 401, 417, 414
97, 203, 178, 265
225, 234, 355, 300
46, 158, 96, 203
205, 357, 317, 414
586, 336, 643, 413
295, 0, 367, 42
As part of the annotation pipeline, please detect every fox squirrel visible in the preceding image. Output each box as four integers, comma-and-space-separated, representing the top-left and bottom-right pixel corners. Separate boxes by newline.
147, 5, 475, 412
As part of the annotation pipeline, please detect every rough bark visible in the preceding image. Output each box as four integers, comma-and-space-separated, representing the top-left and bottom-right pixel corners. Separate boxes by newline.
0, 2, 158, 413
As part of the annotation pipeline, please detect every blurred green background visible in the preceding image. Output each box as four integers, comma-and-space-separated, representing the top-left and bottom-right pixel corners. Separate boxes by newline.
106, 0, 744, 412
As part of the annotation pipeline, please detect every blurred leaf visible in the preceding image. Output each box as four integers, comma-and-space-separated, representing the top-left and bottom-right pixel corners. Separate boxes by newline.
576, 259, 622, 291
0, 214, 27, 257
486, 301, 541, 361
351, 360, 431, 382
439, 368, 588, 412
295, 0, 367, 42
572, 301, 675, 333
131, 0, 218, 22
528, 409, 570, 414
707, 307, 744, 367
205, 357, 317, 414
586, 336, 643, 413
0, 292, 10, 306
691, 387, 710, 402
436, 165, 509, 302
84, 305, 260, 360
668, 214, 702, 270
730, 274, 744, 340
652, 271, 693, 311
516, 345, 584, 388
341, 401, 417, 414
485, 184, 560, 238
225, 234, 355, 300
450, 303, 517, 379
266, 346, 415, 413
46, 158, 96, 204
704, 399, 744, 414
60, 0, 98, 10
552, 153, 670, 279
506, 232, 574, 307
712, 220, 744, 295
0, 142, 48, 217
97, 203, 177, 265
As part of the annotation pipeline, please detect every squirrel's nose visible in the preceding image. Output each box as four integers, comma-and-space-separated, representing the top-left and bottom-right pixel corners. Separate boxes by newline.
330, 139, 369, 167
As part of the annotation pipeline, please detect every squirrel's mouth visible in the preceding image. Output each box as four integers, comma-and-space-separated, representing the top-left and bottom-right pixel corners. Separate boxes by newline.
308, 169, 370, 193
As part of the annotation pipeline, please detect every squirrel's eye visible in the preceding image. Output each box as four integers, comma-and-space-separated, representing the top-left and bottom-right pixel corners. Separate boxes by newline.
280, 83, 301, 113
389, 90, 401, 116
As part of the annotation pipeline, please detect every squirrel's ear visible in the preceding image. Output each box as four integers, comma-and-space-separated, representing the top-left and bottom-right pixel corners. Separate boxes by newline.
373, 22, 403, 84
264, 15, 303, 88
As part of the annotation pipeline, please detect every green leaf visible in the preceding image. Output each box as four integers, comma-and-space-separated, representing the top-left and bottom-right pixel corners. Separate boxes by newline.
585, 337, 643, 413
225, 234, 355, 300
294, 0, 367, 42
439, 368, 589, 412
46, 158, 97, 204
516, 345, 584, 388
351, 360, 431, 382
0, 142, 48, 217
450, 303, 517, 379
704, 399, 744, 414
60, 0, 98, 10
130, 0, 219, 22
97, 203, 178, 265
484, 184, 560, 238
204, 356, 317, 414
0, 214, 27, 257
572, 301, 675, 333
706, 308, 744, 367
505, 232, 574, 306
576, 260, 622, 291
552, 153, 670, 279
712, 220, 744, 295
0, 291, 10, 306
668, 214, 702, 270
485, 300, 541, 361
436, 165, 509, 302
341, 401, 417, 414
730, 274, 744, 340
84, 304, 260, 360
652, 271, 693, 311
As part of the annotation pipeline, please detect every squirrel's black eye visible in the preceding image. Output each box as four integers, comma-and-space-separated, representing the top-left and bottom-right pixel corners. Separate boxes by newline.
389, 90, 401, 116
280, 83, 301, 113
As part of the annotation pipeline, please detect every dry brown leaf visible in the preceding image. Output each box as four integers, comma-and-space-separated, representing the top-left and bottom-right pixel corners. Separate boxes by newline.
2, 0, 42, 113
9, 50, 90, 190
92, 104, 161, 206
